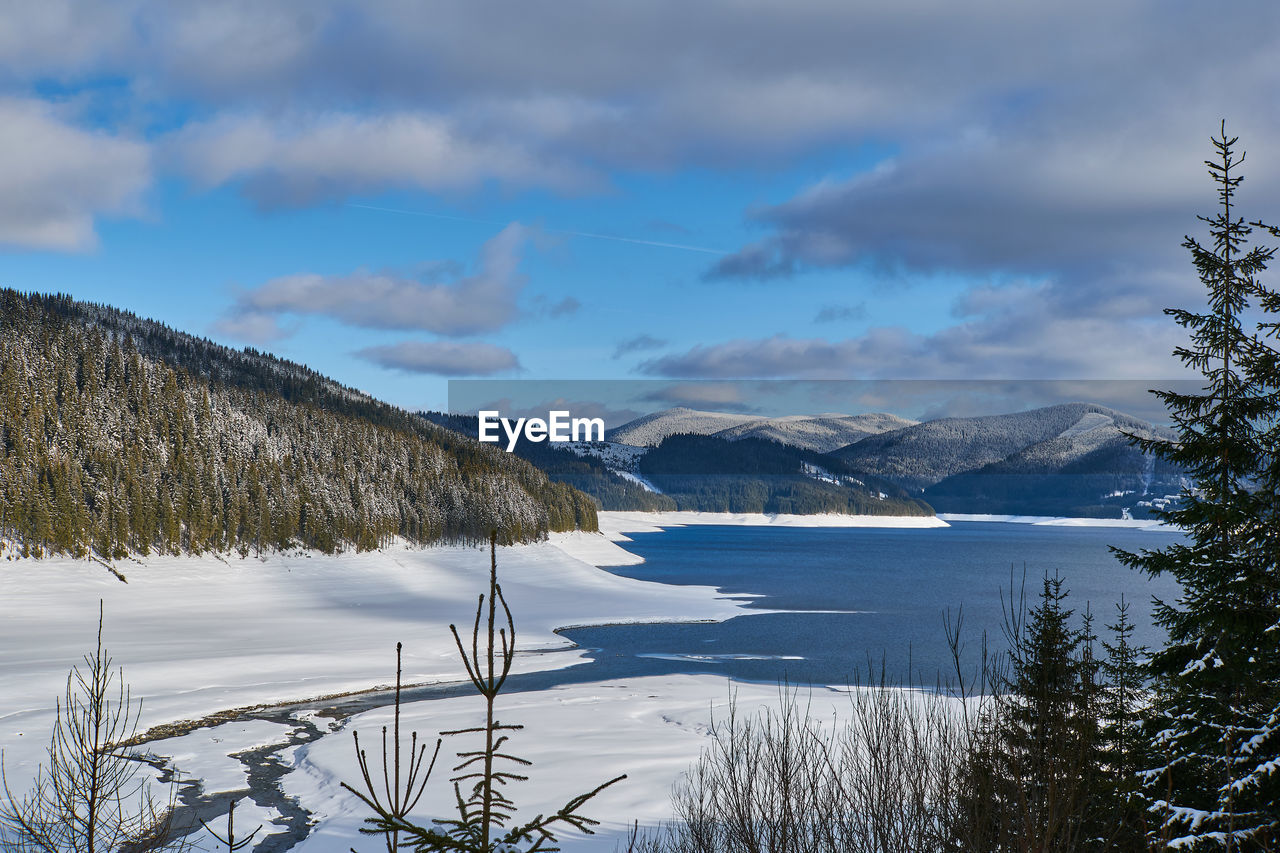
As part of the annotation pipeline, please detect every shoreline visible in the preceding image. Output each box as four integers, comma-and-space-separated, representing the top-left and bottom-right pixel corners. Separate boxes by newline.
937, 512, 1175, 530
596, 510, 949, 539
593, 509, 1176, 539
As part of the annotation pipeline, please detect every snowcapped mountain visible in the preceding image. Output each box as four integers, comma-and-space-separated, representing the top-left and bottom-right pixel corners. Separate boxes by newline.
713, 412, 918, 453
608, 407, 916, 452
919, 408, 1184, 517
829, 403, 1163, 491
569, 402, 1187, 518
607, 408, 763, 446
824, 402, 1183, 518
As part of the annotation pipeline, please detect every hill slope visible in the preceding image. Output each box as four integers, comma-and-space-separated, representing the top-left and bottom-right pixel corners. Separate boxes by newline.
922, 409, 1183, 517
831, 403, 1152, 490
830, 402, 1182, 517
0, 291, 597, 558
637, 434, 934, 516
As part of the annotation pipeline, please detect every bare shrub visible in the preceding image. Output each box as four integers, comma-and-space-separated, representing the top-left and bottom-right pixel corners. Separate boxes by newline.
636, 674, 966, 853
0, 602, 186, 853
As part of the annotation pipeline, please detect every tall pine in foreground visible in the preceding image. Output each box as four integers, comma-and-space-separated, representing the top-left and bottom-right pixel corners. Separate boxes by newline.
1114, 124, 1280, 850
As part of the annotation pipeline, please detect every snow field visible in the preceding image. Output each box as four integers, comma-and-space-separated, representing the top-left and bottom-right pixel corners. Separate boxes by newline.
0, 532, 747, 796
285, 676, 880, 852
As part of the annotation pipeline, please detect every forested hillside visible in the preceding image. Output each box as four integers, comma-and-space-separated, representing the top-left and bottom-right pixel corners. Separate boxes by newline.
922, 416, 1184, 517
0, 291, 597, 559
638, 434, 934, 516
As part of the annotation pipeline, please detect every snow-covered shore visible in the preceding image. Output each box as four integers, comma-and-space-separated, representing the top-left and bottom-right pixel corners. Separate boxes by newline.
937, 512, 1176, 530
597, 509, 949, 539
0, 535, 748, 795
0, 527, 883, 849
0, 511, 981, 849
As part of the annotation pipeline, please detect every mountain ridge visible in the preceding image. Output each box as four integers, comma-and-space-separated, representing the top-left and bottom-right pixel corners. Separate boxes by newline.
606, 401, 1184, 519
608, 407, 917, 453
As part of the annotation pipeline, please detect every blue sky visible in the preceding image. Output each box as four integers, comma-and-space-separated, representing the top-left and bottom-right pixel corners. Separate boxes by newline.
1, 1, 1278, 416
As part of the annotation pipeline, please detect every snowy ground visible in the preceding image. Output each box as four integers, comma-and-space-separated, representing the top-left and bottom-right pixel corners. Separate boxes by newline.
0, 510, 950, 850
936, 512, 1176, 530
597, 510, 949, 535
0, 532, 744, 790
287, 675, 873, 851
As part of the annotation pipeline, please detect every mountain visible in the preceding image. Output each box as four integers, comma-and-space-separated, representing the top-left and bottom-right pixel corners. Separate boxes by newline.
0, 290, 597, 559
921, 410, 1183, 517
831, 403, 1146, 490
425, 401, 1183, 520
424, 415, 930, 516
831, 403, 1183, 518
607, 408, 762, 446
712, 412, 918, 453
636, 434, 934, 516
608, 407, 916, 452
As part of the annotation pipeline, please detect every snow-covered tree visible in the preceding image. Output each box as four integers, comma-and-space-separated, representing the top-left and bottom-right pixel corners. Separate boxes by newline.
1115, 124, 1280, 850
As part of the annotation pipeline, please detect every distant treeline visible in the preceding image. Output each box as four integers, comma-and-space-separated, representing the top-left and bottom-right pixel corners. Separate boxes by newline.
639, 434, 935, 516
0, 291, 597, 559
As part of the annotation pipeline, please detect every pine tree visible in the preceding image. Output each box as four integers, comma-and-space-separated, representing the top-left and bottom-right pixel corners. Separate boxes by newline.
956, 573, 1104, 853
1099, 597, 1151, 850
1114, 124, 1280, 849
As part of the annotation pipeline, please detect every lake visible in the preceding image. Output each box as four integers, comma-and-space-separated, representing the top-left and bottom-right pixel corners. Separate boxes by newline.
558, 520, 1184, 688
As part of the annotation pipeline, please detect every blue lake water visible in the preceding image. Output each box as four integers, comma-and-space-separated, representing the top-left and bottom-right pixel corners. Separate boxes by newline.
557, 521, 1184, 688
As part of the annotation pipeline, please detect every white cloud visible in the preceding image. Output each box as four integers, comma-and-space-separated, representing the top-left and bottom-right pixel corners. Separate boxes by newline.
642, 281, 1192, 380
0, 98, 149, 251
166, 112, 594, 206
217, 224, 530, 339
356, 341, 521, 376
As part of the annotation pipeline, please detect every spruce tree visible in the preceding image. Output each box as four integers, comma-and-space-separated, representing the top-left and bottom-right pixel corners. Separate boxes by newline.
957, 573, 1103, 853
1099, 597, 1151, 850
1114, 124, 1280, 849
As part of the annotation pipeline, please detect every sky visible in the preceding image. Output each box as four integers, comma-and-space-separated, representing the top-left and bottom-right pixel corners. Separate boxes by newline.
1, 1, 1278, 418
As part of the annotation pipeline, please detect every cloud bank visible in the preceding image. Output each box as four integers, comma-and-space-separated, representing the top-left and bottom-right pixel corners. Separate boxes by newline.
355, 341, 521, 376
215, 224, 529, 342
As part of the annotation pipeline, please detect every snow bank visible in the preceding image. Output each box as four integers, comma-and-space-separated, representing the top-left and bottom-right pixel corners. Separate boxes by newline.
0, 535, 747, 790
937, 512, 1175, 530
598, 510, 949, 538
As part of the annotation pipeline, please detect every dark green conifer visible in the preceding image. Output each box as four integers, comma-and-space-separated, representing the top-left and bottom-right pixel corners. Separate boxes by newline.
957, 573, 1103, 853
1114, 124, 1280, 849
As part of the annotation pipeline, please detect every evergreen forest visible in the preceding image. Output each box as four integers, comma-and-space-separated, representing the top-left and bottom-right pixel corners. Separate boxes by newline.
0, 291, 597, 559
